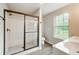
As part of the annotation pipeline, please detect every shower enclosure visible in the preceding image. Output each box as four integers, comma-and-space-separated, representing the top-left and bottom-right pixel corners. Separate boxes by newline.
4, 9, 39, 55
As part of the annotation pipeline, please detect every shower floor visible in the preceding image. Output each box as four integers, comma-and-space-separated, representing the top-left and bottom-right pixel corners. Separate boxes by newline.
5, 41, 37, 55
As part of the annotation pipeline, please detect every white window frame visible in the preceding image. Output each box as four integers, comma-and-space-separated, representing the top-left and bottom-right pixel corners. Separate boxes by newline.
53, 12, 69, 40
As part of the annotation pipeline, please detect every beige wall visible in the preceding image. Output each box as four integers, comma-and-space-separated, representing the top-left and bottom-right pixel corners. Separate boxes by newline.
68, 4, 79, 36
43, 3, 79, 44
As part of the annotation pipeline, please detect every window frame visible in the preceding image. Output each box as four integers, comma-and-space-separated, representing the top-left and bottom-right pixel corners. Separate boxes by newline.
53, 12, 69, 40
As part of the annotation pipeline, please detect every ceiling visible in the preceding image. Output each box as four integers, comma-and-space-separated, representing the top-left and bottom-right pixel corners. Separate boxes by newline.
7, 3, 70, 16
7, 3, 40, 15
42, 3, 70, 16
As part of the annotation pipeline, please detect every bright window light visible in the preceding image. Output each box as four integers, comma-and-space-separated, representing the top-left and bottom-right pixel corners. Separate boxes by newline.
53, 13, 69, 39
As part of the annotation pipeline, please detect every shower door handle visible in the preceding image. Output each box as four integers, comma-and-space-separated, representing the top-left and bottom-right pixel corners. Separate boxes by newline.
7, 28, 11, 32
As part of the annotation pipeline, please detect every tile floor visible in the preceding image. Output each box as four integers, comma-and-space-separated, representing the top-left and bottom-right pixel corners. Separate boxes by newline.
28, 43, 68, 55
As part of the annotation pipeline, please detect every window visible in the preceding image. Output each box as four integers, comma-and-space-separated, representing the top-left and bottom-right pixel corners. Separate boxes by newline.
54, 13, 69, 39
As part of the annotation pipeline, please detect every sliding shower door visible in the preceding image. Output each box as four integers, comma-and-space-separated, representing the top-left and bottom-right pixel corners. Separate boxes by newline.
25, 16, 39, 49
5, 12, 24, 54
4, 10, 39, 55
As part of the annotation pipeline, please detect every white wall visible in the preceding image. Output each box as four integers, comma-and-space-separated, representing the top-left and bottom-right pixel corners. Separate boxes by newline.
43, 15, 63, 44
0, 3, 8, 55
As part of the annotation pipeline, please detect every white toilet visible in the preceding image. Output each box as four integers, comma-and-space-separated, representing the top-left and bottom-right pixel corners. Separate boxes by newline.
41, 37, 45, 45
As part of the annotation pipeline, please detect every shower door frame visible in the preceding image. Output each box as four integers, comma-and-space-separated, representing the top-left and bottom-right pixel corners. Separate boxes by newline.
3, 9, 39, 55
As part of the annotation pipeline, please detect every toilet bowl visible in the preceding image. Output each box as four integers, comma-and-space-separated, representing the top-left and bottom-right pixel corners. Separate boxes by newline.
41, 37, 45, 45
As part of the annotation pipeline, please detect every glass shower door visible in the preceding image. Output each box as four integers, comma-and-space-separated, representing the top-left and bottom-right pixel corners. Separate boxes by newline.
25, 16, 38, 49
5, 12, 24, 54
4, 10, 39, 55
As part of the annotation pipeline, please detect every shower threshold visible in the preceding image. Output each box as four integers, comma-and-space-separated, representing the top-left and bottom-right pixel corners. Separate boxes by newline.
5, 43, 39, 55
13, 47, 40, 55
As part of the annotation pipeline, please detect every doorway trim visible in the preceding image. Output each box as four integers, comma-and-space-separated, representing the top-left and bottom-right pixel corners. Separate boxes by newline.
3, 9, 39, 55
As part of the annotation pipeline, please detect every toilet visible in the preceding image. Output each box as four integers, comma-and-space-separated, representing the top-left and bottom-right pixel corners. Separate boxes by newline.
41, 37, 45, 45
